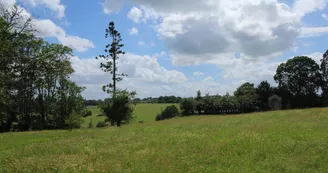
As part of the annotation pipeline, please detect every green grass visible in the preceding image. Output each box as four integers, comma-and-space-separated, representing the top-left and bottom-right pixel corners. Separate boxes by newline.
1, 108, 328, 172
82, 103, 178, 128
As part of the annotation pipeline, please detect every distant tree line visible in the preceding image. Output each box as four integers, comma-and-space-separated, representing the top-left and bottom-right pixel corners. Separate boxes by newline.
133, 96, 183, 104
85, 99, 104, 106
0, 5, 87, 132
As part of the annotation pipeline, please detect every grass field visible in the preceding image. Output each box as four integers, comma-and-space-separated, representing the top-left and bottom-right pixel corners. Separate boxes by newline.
1, 108, 328, 172
82, 103, 178, 128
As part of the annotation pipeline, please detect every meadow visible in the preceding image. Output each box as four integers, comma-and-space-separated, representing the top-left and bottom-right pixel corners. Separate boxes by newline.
1, 107, 328, 172
82, 103, 178, 128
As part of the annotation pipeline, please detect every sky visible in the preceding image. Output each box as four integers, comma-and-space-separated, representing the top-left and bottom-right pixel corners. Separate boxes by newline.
1, 0, 328, 99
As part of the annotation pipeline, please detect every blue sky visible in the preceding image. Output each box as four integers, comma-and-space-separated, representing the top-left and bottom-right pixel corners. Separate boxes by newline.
2, 0, 328, 99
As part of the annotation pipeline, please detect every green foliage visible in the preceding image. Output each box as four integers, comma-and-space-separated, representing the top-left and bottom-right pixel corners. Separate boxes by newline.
96, 21, 126, 97
64, 113, 84, 130
256, 81, 273, 111
100, 90, 135, 127
180, 98, 195, 116
234, 82, 258, 113
195, 90, 203, 114
82, 110, 92, 117
155, 105, 180, 121
274, 56, 322, 96
96, 121, 108, 128
0, 5, 86, 132
274, 56, 322, 108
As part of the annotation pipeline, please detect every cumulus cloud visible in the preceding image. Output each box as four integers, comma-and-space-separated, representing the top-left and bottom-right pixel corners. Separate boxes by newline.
129, 27, 139, 35
70, 53, 191, 98
20, 0, 66, 19
1, 2, 95, 52
103, 0, 328, 68
32, 19, 94, 52
103, 0, 124, 14
127, 7, 142, 23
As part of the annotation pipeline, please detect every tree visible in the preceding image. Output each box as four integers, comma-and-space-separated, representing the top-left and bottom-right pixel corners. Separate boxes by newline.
321, 50, 328, 106
180, 98, 195, 116
0, 5, 87, 132
101, 90, 136, 127
195, 90, 203, 114
234, 82, 258, 113
96, 21, 126, 98
274, 56, 322, 108
256, 81, 273, 111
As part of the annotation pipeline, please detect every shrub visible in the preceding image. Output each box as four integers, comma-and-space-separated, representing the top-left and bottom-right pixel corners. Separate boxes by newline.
65, 113, 84, 130
96, 121, 108, 128
101, 91, 135, 127
155, 105, 180, 121
155, 114, 162, 121
82, 109, 92, 117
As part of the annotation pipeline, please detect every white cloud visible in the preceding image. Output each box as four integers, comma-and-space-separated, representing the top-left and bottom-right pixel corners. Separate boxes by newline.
129, 27, 139, 35
20, 0, 66, 19
33, 19, 95, 52
302, 52, 323, 64
102, 0, 328, 69
1, 2, 94, 52
127, 7, 142, 23
103, 0, 124, 14
193, 72, 204, 76
70, 53, 189, 98
137, 40, 146, 46
71, 53, 187, 85
300, 27, 328, 37
322, 13, 328, 21
1, 0, 16, 6
293, 0, 327, 17
203, 76, 214, 82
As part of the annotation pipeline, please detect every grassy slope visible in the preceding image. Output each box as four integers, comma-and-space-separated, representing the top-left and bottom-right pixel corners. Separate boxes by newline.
1, 108, 328, 172
82, 104, 178, 128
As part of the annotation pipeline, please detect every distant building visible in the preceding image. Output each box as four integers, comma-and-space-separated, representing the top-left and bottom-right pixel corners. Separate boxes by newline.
268, 94, 282, 110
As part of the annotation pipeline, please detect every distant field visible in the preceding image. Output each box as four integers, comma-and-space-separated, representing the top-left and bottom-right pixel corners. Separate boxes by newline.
82, 103, 178, 128
1, 108, 328, 172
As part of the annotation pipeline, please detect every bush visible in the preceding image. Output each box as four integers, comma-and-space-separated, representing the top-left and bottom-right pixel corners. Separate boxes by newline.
155, 105, 180, 121
155, 114, 162, 121
65, 113, 84, 130
96, 121, 108, 128
101, 91, 135, 127
82, 109, 92, 117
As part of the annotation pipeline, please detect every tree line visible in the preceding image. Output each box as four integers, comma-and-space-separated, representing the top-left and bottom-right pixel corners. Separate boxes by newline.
0, 5, 88, 132
157, 54, 328, 120
138, 54, 328, 114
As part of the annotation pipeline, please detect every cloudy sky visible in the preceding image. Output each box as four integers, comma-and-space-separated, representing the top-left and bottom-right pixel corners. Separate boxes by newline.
2, 0, 328, 99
